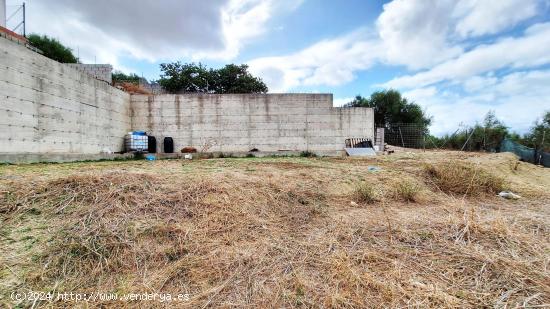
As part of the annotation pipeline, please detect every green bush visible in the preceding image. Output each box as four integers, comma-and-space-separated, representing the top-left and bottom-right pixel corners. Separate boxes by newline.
28, 34, 77, 63
112, 71, 140, 83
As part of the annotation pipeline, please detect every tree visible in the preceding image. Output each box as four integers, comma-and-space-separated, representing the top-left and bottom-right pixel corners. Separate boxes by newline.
479, 111, 508, 151
158, 62, 212, 93
522, 111, 550, 152
212, 64, 268, 94
27, 34, 77, 63
158, 62, 268, 94
432, 111, 509, 151
344, 90, 432, 129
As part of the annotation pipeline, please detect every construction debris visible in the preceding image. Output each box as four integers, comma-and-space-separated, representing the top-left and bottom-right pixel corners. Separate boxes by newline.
498, 191, 522, 199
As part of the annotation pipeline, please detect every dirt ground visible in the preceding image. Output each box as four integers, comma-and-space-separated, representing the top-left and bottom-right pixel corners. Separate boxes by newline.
0, 151, 549, 308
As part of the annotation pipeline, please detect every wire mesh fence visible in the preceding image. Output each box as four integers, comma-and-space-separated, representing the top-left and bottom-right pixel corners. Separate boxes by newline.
381, 123, 427, 149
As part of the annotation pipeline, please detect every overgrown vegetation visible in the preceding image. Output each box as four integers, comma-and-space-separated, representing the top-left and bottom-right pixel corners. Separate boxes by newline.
158, 62, 268, 94
426, 111, 509, 151
1, 152, 549, 308
425, 162, 506, 196
112, 71, 141, 83
424, 111, 549, 154
27, 34, 78, 63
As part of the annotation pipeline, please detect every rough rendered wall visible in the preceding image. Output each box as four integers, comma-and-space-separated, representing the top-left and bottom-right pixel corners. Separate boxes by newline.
0, 37, 131, 154
64, 64, 113, 84
130, 94, 374, 154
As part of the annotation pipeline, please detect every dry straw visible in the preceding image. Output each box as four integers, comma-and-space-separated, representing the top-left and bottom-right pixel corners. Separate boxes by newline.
1, 152, 548, 308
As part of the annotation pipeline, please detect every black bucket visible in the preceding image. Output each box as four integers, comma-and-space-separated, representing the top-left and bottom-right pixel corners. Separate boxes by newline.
163, 137, 174, 153
148, 136, 157, 153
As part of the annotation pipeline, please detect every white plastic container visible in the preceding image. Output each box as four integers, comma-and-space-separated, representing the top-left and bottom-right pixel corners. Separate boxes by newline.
124, 133, 148, 152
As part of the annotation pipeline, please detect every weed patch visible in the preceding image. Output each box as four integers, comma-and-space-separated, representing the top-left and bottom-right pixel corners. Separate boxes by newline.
424, 162, 506, 196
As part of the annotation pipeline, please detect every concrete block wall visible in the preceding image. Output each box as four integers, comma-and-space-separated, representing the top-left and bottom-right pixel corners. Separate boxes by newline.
65, 64, 113, 84
130, 94, 374, 154
0, 36, 131, 155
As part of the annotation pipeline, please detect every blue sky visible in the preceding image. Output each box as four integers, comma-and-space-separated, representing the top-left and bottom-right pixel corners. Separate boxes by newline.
10, 0, 550, 135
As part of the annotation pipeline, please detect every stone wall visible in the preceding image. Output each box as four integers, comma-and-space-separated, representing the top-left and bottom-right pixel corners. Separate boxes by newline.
0, 36, 131, 156
65, 63, 113, 84
130, 94, 374, 154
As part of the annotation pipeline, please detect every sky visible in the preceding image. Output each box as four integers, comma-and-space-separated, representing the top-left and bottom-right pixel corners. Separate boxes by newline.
6, 0, 550, 136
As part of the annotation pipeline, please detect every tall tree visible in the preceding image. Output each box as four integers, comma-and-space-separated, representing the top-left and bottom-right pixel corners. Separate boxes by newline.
522, 111, 550, 152
158, 62, 212, 93
158, 62, 268, 94
213, 64, 268, 94
344, 90, 432, 129
27, 34, 78, 63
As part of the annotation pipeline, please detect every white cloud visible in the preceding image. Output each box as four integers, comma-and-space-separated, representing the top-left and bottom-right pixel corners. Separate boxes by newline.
248, 29, 382, 92
249, 0, 548, 92
384, 22, 550, 89
454, 0, 539, 38
377, 0, 462, 70
376, 0, 540, 70
22, 0, 300, 66
462, 74, 498, 93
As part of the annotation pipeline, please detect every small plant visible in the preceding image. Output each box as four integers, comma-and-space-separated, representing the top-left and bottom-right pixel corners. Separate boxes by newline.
354, 182, 377, 204
246, 153, 255, 158
393, 179, 421, 202
300, 151, 317, 158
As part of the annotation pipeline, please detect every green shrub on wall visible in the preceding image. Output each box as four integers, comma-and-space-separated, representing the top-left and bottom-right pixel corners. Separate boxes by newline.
27, 34, 78, 63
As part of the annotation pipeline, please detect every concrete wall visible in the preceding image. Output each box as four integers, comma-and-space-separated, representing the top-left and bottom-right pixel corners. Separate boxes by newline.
0, 34, 373, 161
65, 64, 113, 84
0, 36, 131, 155
130, 94, 374, 154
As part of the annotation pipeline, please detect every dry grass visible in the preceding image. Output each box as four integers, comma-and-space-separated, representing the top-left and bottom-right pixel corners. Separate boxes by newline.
391, 178, 423, 202
424, 161, 507, 196
353, 182, 377, 204
0, 151, 549, 308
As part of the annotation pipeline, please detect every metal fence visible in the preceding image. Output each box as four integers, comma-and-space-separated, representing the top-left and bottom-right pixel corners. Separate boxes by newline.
381, 123, 427, 149
6, 3, 26, 36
